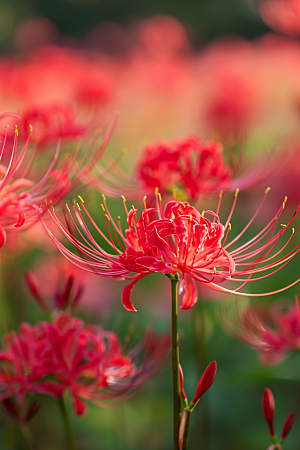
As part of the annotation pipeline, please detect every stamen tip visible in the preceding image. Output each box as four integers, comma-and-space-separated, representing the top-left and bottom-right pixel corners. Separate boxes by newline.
265, 187, 271, 194
78, 195, 84, 203
235, 188, 239, 197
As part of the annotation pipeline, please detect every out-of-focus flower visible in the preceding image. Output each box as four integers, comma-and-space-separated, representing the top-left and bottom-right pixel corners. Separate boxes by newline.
21, 104, 87, 149
259, 0, 300, 37
136, 137, 231, 201
0, 113, 115, 247
24, 255, 117, 313
0, 314, 169, 416
43, 190, 300, 311
222, 298, 300, 365
99, 135, 277, 204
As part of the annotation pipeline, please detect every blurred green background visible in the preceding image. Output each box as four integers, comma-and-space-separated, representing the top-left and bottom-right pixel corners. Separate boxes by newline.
0, 0, 269, 52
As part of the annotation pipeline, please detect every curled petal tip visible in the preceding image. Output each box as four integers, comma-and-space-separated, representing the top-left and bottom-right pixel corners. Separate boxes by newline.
121, 277, 144, 312
0, 226, 6, 249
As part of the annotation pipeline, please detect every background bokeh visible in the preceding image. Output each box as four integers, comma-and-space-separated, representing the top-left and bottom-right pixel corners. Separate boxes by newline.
0, 1, 300, 450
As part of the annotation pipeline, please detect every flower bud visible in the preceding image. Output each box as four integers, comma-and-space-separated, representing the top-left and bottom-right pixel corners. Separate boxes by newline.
262, 388, 275, 437
191, 361, 217, 405
281, 412, 294, 440
25, 272, 49, 313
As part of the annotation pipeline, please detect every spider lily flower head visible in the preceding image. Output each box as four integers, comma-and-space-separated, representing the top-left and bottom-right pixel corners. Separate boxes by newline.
259, 0, 300, 37
100, 135, 277, 204
0, 113, 116, 247
222, 297, 300, 366
0, 314, 169, 416
25, 269, 83, 313
136, 136, 231, 201
43, 187, 300, 312
21, 104, 87, 149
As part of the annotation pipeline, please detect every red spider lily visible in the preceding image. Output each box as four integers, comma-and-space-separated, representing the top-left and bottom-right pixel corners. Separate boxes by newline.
98, 135, 277, 204
222, 297, 300, 366
42, 188, 300, 312
0, 113, 116, 247
0, 314, 169, 416
21, 104, 87, 149
136, 137, 231, 201
259, 0, 300, 37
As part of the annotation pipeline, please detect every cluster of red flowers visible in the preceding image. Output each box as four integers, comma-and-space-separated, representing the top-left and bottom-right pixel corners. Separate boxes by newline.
0, 313, 169, 416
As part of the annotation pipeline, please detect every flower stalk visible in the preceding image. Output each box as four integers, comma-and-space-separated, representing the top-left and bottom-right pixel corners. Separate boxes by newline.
170, 275, 181, 450
58, 396, 77, 450
20, 424, 35, 450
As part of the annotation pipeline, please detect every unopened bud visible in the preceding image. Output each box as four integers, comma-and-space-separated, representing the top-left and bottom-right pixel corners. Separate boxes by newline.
191, 361, 217, 405
262, 388, 275, 437
281, 413, 294, 440
25, 272, 49, 313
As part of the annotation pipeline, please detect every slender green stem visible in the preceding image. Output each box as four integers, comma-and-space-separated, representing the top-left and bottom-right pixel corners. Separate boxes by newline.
182, 410, 191, 450
171, 277, 181, 450
58, 397, 77, 450
20, 424, 35, 450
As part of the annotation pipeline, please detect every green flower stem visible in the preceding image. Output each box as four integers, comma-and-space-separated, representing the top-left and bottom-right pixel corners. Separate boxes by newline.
20, 424, 35, 450
171, 276, 181, 450
182, 410, 191, 450
58, 396, 77, 450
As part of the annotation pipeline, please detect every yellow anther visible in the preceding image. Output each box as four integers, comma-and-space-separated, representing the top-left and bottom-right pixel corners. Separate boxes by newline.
213, 267, 217, 273
229, 223, 232, 230
283, 196, 288, 208
101, 204, 105, 211
105, 214, 110, 221
235, 188, 239, 197
158, 193, 162, 201
14, 125, 18, 136
102, 194, 106, 201
265, 187, 271, 194
29, 124, 33, 135
76, 203, 81, 211
201, 211, 205, 217
293, 228, 295, 234
132, 205, 135, 211
143, 196, 147, 202
122, 195, 126, 202
219, 190, 223, 198
51, 206, 54, 212
118, 216, 121, 220
173, 264, 178, 268
78, 195, 84, 203
4, 125, 9, 129
189, 214, 192, 221
66, 204, 70, 213
155, 187, 159, 196
280, 224, 286, 227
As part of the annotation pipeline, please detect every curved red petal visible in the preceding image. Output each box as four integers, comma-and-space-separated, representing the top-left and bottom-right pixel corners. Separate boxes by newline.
180, 276, 198, 310
0, 225, 6, 249
121, 275, 146, 312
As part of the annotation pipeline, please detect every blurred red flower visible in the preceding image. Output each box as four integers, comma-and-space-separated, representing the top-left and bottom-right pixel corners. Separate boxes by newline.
0, 314, 169, 416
